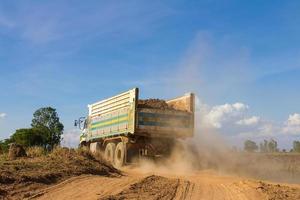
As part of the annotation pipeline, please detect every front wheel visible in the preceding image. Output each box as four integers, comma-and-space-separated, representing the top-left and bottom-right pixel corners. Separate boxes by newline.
114, 142, 125, 168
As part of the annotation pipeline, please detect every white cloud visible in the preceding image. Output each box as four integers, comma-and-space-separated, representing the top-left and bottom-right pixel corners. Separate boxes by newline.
236, 116, 260, 126
236, 113, 300, 140
203, 102, 249, 128
197, 100, 282, 140
257, 122, 277, 136
61, 129, 81, 148
282, 113, 300, 135
0, 113, 7, 119
195, 99, 300, 150
286, 113, 300, 126
284, 127, 300, 135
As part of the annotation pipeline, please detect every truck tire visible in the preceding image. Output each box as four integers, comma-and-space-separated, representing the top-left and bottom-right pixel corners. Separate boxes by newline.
104, 143, 116, 163
90, 142, 101, 153
114, 142, 125, 168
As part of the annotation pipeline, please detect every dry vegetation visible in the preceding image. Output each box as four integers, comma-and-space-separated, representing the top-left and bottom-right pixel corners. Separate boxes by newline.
0, 147, 120, 200
228, 153, 300, 183
256, 181, 300, 200
185, 143, 300, 184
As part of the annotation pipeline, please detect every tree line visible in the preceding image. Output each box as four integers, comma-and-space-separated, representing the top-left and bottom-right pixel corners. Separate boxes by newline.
244, 139, 300, 153
0, 107, 64, 153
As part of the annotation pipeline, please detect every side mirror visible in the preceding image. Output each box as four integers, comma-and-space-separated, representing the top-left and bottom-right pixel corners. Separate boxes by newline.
74, 120, 78, 127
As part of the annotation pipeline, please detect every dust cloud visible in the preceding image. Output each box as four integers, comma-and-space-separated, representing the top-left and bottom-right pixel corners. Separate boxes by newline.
132, 105, 234, 175
133, 33, 300, 184
132, 102, 300, 184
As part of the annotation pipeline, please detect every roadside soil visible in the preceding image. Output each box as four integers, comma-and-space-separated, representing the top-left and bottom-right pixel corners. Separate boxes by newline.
2, 148, 300, 200
0, 148, 119, 200
32, 168, 300, 200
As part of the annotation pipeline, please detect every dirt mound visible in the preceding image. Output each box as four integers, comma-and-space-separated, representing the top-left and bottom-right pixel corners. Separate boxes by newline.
101, 175, 183, 200
0, 147, 120, 200
256, 181, 300, 200
138, 99, 176, 110
8, 143, 27, 160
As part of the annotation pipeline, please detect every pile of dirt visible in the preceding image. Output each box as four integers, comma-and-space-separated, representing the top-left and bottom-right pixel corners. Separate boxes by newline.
8, 143, 27, 160
138, 99, 176, 110
101, 175, 181, 200
256, 181, 300, 200
0, 147, 120, 200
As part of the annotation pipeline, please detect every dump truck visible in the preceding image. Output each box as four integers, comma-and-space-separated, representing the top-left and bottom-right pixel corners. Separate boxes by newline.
75, 88, 195, 167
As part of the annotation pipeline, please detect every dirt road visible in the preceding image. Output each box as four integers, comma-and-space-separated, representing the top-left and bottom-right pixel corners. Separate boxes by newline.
31, 168, 300, 200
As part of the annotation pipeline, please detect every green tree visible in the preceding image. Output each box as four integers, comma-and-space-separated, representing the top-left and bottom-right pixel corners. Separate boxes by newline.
259, 140, 268, 152
293, 141, 300, 153
259, 139, 278, 153
244, 140, 258, 152
10, 128, 48, 147
31, 107, 64, 147
282, 149, 286, 153
0, 139, 13, 153
268, 139, 278, 152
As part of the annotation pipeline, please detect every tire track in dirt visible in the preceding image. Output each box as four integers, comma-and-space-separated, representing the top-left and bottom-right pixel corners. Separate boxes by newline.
32, 175, 143, 200
33, 170, 300, 200
183, 172, 265, 200
174, 180, 194, 200
100, 175, 181, 200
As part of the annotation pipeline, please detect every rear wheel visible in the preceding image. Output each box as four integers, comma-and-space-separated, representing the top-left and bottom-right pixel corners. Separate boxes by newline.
90, 142, 101, 153
104, 143, 116, 164
114, 142, 125, 168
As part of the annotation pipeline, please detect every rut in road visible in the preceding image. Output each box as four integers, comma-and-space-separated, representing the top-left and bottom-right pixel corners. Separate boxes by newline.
100, 175, 193, 200
34, 170, 279, 200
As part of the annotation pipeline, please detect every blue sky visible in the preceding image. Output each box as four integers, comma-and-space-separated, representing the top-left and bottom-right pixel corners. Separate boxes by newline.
0, 0, 299, 148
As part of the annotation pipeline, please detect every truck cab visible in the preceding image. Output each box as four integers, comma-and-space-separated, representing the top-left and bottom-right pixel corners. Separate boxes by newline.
74, 117, 88, 146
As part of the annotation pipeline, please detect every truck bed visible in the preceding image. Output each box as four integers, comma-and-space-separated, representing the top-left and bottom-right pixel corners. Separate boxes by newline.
86, 88, 194, 141
137, 108, 193, 138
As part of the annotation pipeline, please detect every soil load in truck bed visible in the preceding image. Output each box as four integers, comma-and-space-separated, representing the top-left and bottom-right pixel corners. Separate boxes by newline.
138, 99, 178, 111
